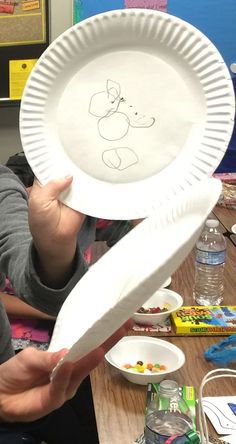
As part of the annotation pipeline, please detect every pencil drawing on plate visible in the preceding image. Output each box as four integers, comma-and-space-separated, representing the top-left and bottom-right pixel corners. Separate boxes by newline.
88, 79, 156, 171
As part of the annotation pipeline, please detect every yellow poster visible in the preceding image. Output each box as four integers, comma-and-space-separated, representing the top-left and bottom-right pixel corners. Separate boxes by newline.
9, 59, 37, 100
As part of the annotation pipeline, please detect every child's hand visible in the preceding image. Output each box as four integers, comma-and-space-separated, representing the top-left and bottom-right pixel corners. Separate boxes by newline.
28, 176, 85, 287
0, 320, 132, 422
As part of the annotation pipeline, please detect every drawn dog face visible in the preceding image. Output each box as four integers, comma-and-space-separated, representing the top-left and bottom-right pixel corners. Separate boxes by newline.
89, 79, 155, 138
88, 80, 156, 171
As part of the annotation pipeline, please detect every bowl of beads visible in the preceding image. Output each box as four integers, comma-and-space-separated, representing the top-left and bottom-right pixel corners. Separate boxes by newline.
132, 288, 183, 326
105, 336, 185, 385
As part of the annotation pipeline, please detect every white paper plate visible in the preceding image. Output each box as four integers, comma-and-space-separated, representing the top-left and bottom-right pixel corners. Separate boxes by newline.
49, 178, 221, 375
20, 9, 235, 220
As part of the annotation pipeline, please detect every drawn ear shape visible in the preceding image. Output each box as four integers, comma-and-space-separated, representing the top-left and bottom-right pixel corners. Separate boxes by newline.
106, 79, 121, 101
102, 147, 139, 170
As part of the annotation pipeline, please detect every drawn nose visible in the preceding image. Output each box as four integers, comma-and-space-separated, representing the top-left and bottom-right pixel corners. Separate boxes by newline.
129, 115, 155, 128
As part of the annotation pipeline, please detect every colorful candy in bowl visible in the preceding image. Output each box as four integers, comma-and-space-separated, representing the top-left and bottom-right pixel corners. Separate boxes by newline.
132, 288, 183, 326
105, 336, 185, 385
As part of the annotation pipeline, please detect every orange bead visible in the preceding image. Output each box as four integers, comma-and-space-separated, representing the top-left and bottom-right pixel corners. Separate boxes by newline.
160, 364, 167, 370
147, 363, 153, 370
123, 363, 132, 369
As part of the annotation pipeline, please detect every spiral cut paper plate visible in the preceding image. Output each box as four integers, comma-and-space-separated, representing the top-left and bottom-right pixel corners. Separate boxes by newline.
49, 178, 221, 376
20, 9, 235, 219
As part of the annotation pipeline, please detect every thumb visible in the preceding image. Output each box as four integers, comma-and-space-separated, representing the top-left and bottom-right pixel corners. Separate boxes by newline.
32, 175, 73, 202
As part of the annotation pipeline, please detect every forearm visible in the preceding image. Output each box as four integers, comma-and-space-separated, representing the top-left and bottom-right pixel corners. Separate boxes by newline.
13, 242, 88, 317
0, 167, 88, 317
34, 240, 78, 289
0, 292, 55, 320
27, 176, 87, 290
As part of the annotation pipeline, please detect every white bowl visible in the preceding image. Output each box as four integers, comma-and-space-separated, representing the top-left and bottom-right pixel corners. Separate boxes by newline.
105, 336, 185, 385
132, 288, 183, 326
162, 276, 171, 288
231, 224, 236, 234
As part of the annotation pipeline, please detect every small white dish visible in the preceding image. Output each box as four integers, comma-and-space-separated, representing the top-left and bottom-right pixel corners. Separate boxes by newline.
105, 336, 185, 385
162, 276, 171, 288
132, 288, 183, 326
231, 224, 236, 234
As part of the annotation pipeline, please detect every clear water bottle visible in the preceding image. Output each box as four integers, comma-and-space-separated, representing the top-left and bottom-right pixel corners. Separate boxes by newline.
156, 380, 191, 418
145, 380, 198, 443
193, 219, 226, 306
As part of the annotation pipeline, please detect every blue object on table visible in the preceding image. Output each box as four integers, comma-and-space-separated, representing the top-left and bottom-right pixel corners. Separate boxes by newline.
204, 335, 236, 366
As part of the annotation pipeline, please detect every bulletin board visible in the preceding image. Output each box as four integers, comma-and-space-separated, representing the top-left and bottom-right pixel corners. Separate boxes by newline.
0, 0, 49, 104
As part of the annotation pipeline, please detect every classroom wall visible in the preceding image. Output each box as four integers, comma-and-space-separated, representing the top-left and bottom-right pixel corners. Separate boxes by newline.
0, 106, 21, 163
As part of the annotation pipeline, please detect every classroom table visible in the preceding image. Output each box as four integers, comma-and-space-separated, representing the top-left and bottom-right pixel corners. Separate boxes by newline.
213, 206, 235, 234
214, 206, 236, 246
90, 206, 236, 444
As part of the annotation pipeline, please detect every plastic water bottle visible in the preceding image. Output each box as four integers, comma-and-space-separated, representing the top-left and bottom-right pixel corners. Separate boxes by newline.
145, 380, 199, 443
193, 219, 226, 306
156, 380, 191, 418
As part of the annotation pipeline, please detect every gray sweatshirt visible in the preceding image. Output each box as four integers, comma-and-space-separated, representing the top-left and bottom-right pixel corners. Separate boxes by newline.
0, 165, 90, 363
0, 165, 132, 363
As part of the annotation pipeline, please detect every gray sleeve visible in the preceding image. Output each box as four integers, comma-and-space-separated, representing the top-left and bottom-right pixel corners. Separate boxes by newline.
0, 300, 14, 364
0, 166, 88, 316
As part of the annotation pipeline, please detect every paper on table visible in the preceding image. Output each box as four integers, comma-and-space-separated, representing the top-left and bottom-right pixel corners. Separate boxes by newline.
203, 397, 236, 435
132, 318, 171, 333
220, 435, 236, 444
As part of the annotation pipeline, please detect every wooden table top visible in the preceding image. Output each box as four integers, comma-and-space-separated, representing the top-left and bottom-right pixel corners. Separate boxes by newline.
91, 336, 235, 444
90, 208, 236, 444
213, 206, 236, 233
213, 206, 236, 246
